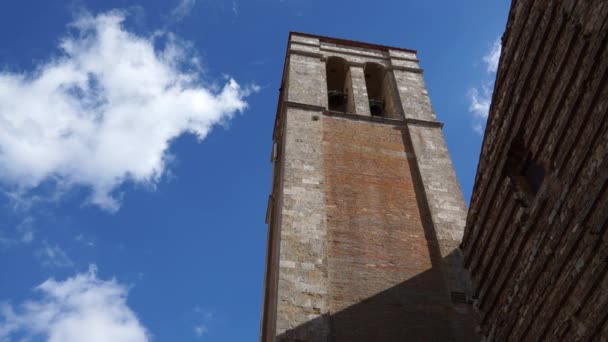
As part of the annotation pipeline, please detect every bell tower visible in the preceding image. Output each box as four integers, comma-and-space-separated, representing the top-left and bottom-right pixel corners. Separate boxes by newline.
261, 32, 478, 341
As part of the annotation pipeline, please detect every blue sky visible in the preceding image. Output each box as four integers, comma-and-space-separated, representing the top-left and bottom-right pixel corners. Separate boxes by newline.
0, 1, 509, 341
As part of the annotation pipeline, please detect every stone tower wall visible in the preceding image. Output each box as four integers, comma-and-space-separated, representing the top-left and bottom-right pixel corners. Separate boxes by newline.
262, 32, 478, 341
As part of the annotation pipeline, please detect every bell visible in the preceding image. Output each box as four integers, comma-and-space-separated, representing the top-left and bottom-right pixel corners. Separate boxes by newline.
369, 99, 384, 116
328, 90, 346, 109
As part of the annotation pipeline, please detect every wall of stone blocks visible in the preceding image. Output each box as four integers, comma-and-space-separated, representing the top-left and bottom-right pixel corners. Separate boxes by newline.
343, 69, 356, 113
390, 46, 474, 314
462, 1, 608, 340
274, 106, 330, 340
381, 72, 401, 119
263, 32, 479, 341
347, 65, 371, 116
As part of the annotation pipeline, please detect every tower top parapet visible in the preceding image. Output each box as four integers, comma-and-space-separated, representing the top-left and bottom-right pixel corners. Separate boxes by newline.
289, 31, 417, 55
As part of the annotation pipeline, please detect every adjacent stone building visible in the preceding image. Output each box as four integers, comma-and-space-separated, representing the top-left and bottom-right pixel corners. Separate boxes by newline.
261, 32, 478, 341
462, 1, 608, 341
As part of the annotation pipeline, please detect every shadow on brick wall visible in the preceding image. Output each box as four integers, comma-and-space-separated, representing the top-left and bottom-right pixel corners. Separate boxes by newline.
274, 126, 478, 342
276, 251, 477, 341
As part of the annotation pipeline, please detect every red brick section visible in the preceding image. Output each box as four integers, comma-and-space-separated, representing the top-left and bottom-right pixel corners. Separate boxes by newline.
322, 116, 455, 341
462, 0, 608, 340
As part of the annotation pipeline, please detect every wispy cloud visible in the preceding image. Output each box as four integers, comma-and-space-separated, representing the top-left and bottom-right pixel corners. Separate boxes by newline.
192, 306, 213, 338
194, 324, 208, 338
483, 39, 501, 73
15, 216, 35, 243
36, 241, 73, 268
170, 0, 197, 23
0, 216, 36, 247
2, 189, 58, 213
468, 37, 502, 134
75, 233, 95, 247
0, 10, 256, 211
232, 1, 239, 17
193, 306, 214, 319
0, 265, 149, 342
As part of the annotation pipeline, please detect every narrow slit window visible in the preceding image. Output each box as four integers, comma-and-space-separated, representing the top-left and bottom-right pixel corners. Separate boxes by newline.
523, 159, 545, 195
506, 133, 545, 202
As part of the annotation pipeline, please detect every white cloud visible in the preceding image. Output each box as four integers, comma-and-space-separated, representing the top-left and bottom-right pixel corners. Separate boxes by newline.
171, 0, 197, 22
468, 85, 492, 120
0, 216, 36, 248
16, 216, 35, 243
0, 216, 35, 247
36, 241, 74, 268
0, 265, 149, 342
21, 230, 34, 243
193, 324, 208, 338
193, 306, 213, 319
0, 11, 255, 211
2, 188, 63, 213
467, 37, 502, 134
192, 306, 213, 338
473, 122, 484, 135
75, 233, 95, 247
483, 38, 502, 73
0, 234, 14, 247
232, 1, 239, 17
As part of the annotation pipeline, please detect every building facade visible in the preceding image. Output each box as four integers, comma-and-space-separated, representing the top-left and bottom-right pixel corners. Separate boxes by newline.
262, 32, 478, 341
462, 1, 608, 341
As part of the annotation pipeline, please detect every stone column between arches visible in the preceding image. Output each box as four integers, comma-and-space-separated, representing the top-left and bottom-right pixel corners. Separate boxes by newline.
347, 62, 371, 116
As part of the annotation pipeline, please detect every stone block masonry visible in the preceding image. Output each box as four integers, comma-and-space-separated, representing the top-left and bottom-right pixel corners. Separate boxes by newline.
262, 32, 478, 341
274, 106, 329, 340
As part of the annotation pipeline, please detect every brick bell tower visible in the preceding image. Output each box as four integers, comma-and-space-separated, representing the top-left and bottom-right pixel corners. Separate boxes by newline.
261, 32, 478, 341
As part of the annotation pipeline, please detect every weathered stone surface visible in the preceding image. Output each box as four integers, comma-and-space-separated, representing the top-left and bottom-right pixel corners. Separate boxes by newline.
462, 1, 608, 341
392, 70, 435, 122
347, 65, 371, 116
262, 32, 478, 341
286, 53, 327, 108
274, 106, 329, 340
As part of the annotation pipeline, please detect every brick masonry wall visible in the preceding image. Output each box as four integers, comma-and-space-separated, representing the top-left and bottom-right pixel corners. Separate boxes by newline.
264, 32, 479, 341
322, 116, 457, 341
462, 1, 608, 340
